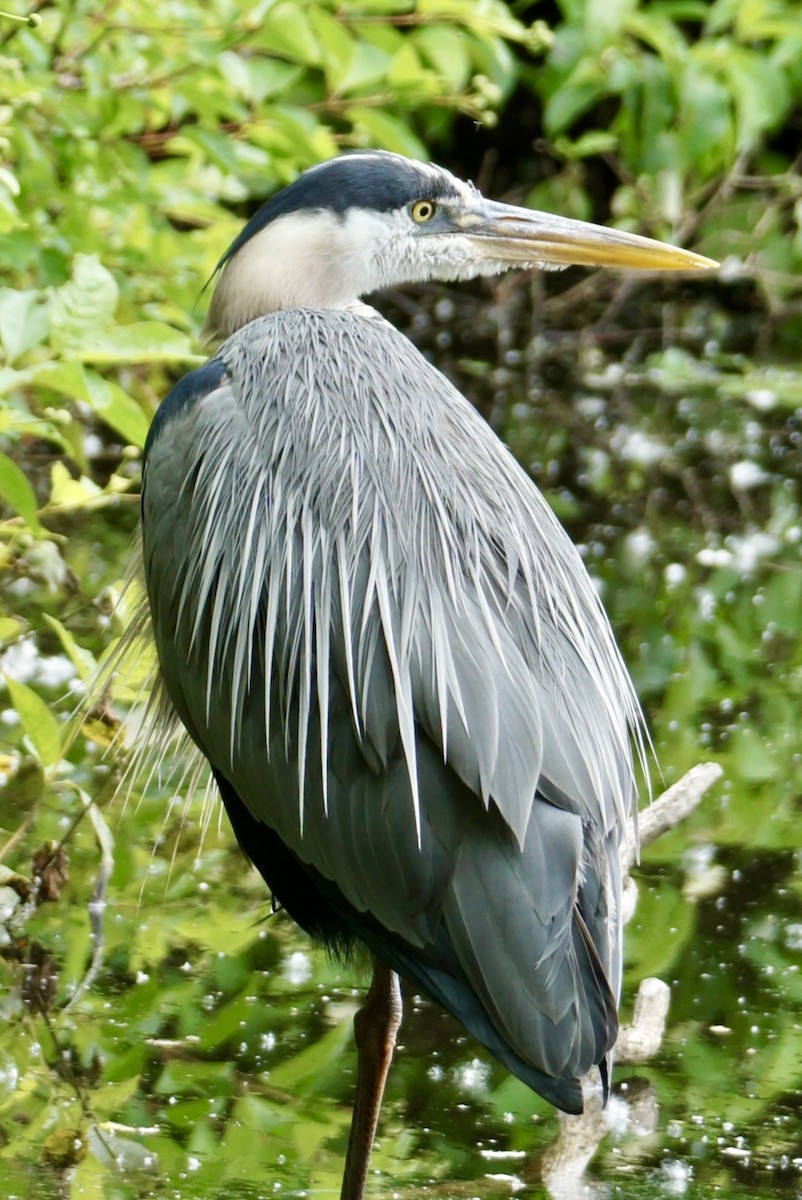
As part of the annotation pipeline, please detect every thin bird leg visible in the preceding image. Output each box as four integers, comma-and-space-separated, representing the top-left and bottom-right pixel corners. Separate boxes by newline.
340, 960, 403, 1200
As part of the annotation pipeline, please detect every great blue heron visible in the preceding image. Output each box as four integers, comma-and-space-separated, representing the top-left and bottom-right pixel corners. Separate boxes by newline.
139, 151, 715, 1198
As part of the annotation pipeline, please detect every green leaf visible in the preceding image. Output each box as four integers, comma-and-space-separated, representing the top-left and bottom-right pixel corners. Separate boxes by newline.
0, 617, 24, 643
677, 63, 733, 167
0, 450, 43, 534
48, 255, 119, 353
0, 366, 18, 396
217, 54, 303, 105
0, 289, 49, 363
387, 41, 430, 92
338, 43, 393, 95
625, 11, 689, 66
86, 1078, 140, 1120
29, 360, 90, 402
259, 4, 320, 65
344, 106, 428, 159
41, 616, 96, 681
267, 1015, 354, 1096
3, 676, 62, 768
413, 26, 472, 91
48, 462, 101, 510
310, 8, 355, 77
730, 726, 780, 784
154, 1060, 235, 1098
625, 879, 696, 979
84, 371, 150, 448
66, 323, 200, 365
171, 127, 246, 175
418, 0, 527, 42
583, 0, 637, 47
543, 65, 607, 135
723, 47, 791, 149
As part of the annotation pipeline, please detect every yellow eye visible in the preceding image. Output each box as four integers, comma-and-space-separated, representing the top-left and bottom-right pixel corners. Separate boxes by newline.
410, 199, 437, 224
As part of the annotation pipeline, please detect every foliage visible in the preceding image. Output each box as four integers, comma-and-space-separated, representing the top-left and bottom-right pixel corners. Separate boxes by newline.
0, 0, 801, 1197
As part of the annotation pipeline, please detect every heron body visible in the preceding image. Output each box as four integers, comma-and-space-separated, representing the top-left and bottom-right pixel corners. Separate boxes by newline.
139, 152, 715, 1190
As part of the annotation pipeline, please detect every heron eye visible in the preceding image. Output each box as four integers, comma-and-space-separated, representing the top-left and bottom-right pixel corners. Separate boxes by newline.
410, 199, 437, 224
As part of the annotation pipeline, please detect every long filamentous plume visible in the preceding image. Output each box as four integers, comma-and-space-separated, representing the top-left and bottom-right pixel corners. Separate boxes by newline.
146, 309, 645, 858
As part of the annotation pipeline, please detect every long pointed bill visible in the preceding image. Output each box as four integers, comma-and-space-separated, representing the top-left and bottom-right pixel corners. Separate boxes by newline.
461, 200, 718, 272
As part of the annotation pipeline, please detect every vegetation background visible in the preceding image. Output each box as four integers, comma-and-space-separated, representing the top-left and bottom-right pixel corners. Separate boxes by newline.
1, 0, 801, 1196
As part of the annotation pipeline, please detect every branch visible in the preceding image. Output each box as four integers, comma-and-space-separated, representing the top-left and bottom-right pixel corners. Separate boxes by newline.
623, 761, 723, 873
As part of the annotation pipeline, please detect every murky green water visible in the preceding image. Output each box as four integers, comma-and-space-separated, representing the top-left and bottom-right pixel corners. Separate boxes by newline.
1, 290, 801, 1198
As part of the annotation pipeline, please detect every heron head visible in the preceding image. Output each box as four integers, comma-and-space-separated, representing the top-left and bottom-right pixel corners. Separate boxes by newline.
207, 151, 716, 338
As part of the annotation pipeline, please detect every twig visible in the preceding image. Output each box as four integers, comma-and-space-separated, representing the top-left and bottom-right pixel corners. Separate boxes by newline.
625, 761, 723, 871
616, 977, 671, 1064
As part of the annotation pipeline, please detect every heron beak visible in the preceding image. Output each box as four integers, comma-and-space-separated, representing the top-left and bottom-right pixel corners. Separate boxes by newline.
460, 200, 718, 273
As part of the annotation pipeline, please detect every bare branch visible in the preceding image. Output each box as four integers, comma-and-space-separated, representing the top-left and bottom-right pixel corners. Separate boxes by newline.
624, 761, 723, 872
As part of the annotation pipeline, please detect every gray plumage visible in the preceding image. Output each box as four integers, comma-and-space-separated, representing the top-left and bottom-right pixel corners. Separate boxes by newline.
137, 151, 714, 1117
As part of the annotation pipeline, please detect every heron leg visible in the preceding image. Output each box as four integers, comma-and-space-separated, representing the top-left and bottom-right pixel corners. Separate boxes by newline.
340, 960, 402, 1200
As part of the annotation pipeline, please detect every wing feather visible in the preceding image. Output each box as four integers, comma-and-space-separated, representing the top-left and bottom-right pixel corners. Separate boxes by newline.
142, 307, 642, 1105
